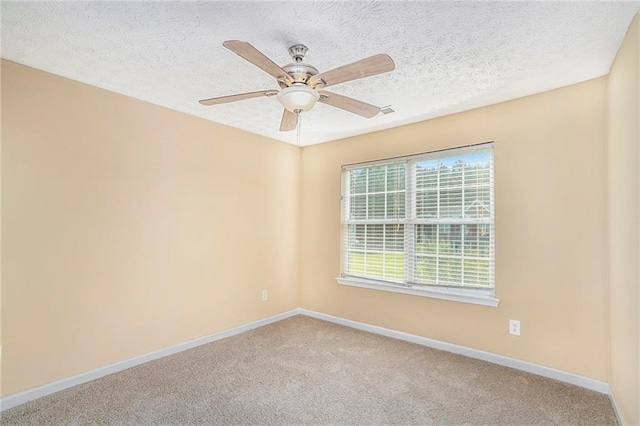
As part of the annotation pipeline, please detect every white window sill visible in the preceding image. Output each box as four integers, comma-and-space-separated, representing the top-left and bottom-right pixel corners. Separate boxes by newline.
336, 276, 500, 307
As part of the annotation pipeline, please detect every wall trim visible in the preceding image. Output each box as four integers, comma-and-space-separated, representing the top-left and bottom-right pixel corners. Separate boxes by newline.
298, 309, 611, 395
609, 390, 626, 426
0, 309, 299, 412
2, 308, 612, 412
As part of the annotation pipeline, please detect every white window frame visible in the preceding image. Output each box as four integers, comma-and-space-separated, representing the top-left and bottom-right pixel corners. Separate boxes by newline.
337, 143, 499, 307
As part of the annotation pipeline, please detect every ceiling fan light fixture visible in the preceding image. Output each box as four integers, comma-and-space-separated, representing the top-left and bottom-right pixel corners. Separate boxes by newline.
277, 84, 319, 113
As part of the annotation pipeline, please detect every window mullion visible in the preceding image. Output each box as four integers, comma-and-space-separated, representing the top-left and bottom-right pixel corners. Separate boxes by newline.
405, 161, 415, 284
461, 162, 465, 286
383, 167, 388, 280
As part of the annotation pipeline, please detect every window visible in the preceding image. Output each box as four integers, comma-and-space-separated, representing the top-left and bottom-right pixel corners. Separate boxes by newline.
339, 143, 497, 306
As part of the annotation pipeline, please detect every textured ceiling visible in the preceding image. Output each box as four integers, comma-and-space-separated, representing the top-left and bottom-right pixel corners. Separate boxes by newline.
2, 1, 639, 146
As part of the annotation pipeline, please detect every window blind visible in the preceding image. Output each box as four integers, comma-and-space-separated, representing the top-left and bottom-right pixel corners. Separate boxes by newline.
341, 143, 495, 292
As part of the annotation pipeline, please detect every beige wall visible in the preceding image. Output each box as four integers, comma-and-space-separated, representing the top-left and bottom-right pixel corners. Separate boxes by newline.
1, 60, 300, 396
608, 14, 640, 426
300, 78, 609, 381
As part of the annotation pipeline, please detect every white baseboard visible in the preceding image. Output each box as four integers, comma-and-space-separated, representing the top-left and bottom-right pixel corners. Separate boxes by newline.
609, 391, 626, 426
0, 309, 299, 412
298, 309, 611, 395
1, 307, 612, 412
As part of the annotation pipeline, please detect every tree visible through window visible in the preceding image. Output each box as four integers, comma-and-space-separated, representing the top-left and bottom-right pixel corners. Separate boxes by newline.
341, 143, 495, 293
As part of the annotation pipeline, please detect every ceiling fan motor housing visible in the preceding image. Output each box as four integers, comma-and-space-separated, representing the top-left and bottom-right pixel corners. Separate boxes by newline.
277, 44, 321, 87
280, 62, 319, 87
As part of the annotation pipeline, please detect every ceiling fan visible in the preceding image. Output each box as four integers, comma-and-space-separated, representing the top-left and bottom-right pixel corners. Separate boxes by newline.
199, 41, 395, 132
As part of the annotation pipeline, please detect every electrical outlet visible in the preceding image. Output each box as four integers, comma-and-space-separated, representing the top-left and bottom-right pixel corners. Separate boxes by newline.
262, 290, 268, 301
509, 320, 521, 336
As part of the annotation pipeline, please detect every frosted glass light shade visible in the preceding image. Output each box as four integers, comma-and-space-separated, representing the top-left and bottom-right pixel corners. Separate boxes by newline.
277, 84, 319, 112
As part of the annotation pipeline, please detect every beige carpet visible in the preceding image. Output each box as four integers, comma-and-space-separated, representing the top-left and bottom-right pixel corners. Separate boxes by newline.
1, 315, 616, 425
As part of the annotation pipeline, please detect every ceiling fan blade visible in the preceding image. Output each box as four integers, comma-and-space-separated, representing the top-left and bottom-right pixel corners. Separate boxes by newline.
309, 54, 395, 88
280, 109, 298, 132
319, 90, 380, 118
223, 40, 293, 85
199, 90, 277, 106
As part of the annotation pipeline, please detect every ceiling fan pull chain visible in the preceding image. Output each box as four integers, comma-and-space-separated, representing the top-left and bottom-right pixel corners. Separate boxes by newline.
296, 111, 302, 146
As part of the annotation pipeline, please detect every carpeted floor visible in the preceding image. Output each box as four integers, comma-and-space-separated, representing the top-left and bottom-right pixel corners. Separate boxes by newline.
1, 315, 617, 425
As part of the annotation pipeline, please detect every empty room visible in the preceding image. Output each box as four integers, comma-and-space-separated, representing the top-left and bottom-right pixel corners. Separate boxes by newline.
1, 1, 639, 425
